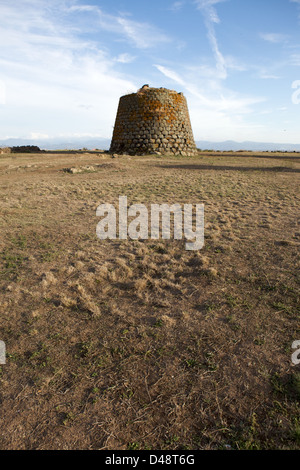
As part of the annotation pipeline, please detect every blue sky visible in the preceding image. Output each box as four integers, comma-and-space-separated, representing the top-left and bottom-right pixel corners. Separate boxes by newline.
1, 0, 300, 144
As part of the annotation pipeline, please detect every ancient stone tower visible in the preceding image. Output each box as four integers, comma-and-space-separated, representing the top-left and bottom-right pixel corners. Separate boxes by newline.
109, 85, 197, 156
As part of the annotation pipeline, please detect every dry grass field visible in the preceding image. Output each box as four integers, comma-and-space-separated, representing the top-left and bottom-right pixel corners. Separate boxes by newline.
0, 149, 299, 450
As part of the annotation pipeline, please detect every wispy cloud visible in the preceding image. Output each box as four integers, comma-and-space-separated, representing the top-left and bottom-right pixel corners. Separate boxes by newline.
115, 16, 170, 49
290, 0, 300, 22
260, 33, 289, 44
154, 64, 186, 86
259, 72, 281, 80
1, 0, 297, 144
115, 53, 136, 64
65, 3, 171, 49
154, 64, 264, 111
0, 1, 139, 138
290, 53, 300, 65
155, 0, 268, 142
194, 0, 227, 79
290, 1, 300, 9
169, 1, 186, 11
194, 0, 225, 21
0, 0, 172, 138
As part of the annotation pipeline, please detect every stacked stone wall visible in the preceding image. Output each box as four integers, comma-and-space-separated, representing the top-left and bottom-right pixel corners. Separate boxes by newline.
110, 86, 197, 156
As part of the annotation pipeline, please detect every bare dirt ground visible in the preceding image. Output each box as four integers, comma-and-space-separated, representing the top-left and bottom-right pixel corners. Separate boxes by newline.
0, 149, 299, 450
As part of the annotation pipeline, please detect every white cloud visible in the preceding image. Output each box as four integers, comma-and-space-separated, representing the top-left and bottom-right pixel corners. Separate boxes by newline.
194, 0, 227, 79
154, 65, 186, 86
115, 17, 170, 49
260, 33, 288, 44
169, 1, 186, 11
1, 0, 297, 144
67, 4, 99, 12
290, 0, 300, 21
194, 0, 227, 23
29, 132, 50, 139
259, 73, 281, 80
115, 53, 136, 64
155, 0, 269, 142
0, 1, 139, 138
290, 54, 300, 65
63, 3, 171, 49
154, 64, 264, 112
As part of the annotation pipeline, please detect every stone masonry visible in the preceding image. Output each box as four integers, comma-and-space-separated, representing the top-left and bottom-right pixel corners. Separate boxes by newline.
109, 85, 198, 156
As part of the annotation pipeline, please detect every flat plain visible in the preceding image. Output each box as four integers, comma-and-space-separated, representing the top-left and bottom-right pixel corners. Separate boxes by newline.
0, 149, 299, 450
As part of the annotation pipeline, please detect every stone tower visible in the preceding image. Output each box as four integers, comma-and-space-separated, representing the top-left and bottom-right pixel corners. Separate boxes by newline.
109, 85, 197, 156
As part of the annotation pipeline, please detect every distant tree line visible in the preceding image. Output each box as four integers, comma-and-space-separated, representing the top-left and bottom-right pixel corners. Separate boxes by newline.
11, 145, 43, 153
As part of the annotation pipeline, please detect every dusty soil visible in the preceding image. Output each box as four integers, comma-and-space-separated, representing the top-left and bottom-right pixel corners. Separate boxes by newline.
0, 149, 299, 450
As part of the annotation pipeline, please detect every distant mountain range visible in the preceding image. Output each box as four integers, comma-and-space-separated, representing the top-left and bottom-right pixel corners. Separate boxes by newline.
196, 140, 300, 152
1, 137, 300, 152
0, 137, 111, 151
